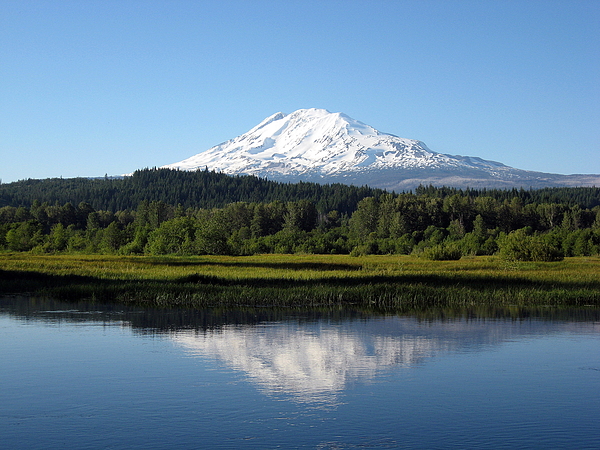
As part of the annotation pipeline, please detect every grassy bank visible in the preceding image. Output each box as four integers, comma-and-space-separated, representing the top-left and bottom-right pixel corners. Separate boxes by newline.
0, 253, 599, 311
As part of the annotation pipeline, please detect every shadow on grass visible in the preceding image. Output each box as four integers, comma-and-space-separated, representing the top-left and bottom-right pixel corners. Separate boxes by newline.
177, 271, 600, 291
2, 268, 600, 298
143, 259, 364, 271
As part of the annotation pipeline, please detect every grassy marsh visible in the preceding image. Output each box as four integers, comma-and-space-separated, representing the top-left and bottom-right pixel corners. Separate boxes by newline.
0, 253, 599, 311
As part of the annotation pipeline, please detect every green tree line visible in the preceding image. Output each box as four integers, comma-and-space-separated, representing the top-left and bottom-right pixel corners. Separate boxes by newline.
2, 192, 599, 261
2, 168, 599, 212
0, 168, 386, 215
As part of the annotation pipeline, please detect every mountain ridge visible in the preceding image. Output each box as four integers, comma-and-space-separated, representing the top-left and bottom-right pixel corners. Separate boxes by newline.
163, 108, 599, 190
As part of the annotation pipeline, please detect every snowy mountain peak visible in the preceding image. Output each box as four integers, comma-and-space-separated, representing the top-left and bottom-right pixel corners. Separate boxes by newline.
163, 108, 456, 177
162, 108, 581, 190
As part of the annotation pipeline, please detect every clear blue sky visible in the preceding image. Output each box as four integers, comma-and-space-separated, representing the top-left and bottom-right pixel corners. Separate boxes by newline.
1, 0, 598, 183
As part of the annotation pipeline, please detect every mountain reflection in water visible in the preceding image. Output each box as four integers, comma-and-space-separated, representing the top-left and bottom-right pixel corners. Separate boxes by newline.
173, 323, 435, 404
170, 314, 596, 405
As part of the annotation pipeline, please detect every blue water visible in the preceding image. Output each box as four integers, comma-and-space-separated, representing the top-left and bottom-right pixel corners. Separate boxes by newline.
1, 297, 599, 449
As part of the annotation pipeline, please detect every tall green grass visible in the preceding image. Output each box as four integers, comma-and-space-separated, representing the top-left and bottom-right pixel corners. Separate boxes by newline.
1, 253, 599, 311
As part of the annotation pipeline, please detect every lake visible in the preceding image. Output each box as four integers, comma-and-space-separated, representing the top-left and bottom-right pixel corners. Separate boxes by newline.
1, 296, 599, 449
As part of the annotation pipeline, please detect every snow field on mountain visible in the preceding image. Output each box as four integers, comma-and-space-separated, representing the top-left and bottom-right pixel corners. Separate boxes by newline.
163, 108, 497, 177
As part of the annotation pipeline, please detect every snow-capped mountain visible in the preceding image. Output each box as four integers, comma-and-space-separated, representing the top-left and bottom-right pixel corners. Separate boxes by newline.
163, 108, 600, 190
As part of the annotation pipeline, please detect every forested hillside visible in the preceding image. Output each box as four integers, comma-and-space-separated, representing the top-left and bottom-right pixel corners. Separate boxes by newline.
1, 172, 599, 261
0, 168, 386, 215
2, 168, 599, 212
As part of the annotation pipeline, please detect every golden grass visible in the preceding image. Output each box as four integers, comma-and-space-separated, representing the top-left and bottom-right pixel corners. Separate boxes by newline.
1, 253, 599, 310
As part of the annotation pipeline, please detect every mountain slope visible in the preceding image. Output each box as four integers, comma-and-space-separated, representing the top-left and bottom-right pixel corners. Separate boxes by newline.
163, 108, 600, 190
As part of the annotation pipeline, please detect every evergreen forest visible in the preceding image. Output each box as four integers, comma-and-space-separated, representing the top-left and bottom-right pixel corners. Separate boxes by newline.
1, 168, 599, 261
